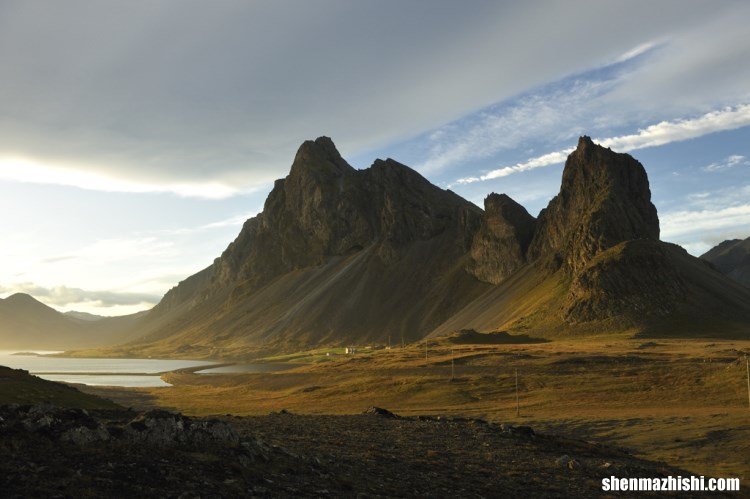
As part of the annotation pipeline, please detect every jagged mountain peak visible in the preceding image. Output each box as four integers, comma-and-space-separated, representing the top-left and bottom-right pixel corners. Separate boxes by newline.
574, 134, 595, 153
207, 136, 484, 295
289, 136, 354, 179
484, 193, 526, 216
528, 135, 659, 273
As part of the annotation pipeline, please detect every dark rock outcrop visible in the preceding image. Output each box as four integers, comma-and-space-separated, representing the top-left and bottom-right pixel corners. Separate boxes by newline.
124, 410, 240, 447
467, 193, 536, 284
528, 136, 659, 274
363, 406, 399, 418
0, 404, 239, 448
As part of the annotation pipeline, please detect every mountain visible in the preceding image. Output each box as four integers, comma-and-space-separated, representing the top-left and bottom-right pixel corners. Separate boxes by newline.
64, 311, 105, 321
701, 237, 750, 288
89, 135, 750, 359
527, 136, 660, 273
0, 293, 144, 350
107, 137, 490, 356
433, 138, 750, 337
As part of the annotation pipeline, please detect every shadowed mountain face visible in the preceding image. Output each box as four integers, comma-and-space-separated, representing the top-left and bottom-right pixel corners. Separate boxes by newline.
466, 193, 536, 285
93, 135, 749, 358
212, 137, 481, 293
0, 294, 144, 349
701, 237, 750, 288
124, 137, 489, 354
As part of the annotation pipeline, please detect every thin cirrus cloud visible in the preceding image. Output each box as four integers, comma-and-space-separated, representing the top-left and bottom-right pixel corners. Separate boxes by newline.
415, 40, 660, 177
702, 154, 749, 172
417, 79, 612, 176
453, 104, 750, 185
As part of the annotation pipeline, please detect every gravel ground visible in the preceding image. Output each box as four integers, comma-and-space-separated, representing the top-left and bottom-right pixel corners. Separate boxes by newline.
0, 404, 723, 497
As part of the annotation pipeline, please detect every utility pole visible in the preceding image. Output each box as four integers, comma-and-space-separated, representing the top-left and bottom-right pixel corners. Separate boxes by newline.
746, 356, 749, 410
515, 368, 520, 417
451, 348, 455, 381
425, 343, 428, 360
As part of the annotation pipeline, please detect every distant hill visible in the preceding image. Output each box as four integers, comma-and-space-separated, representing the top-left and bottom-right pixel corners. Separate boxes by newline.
81, 136, 750, 359
0, 293, 145, 350
701, 237, 750, 288
64, 311, 105, 322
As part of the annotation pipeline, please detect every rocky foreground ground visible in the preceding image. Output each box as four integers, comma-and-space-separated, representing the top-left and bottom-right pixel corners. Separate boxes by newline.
0, 403, 724, 498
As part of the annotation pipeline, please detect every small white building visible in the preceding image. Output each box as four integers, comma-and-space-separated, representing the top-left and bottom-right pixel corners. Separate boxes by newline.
345, 347, 357, 354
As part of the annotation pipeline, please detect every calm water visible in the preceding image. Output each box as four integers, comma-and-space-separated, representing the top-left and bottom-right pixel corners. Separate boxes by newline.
0, 350, 216, 387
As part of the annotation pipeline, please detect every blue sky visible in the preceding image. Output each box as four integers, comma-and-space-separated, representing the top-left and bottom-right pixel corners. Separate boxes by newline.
0, 1, 748, 314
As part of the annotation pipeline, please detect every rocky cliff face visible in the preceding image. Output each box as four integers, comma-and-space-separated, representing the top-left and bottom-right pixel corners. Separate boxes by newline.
528, 136, 659, 274
563, 240, 688, 322
209, 137, 482, 293
701, 237, 750, 288
467, 193, 535, 284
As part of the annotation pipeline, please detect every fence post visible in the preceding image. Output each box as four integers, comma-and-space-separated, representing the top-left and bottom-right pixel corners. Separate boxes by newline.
515, 368, 520, 417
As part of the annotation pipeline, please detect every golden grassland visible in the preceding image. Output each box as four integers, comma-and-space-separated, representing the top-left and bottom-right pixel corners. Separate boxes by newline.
80, 336, 750, 478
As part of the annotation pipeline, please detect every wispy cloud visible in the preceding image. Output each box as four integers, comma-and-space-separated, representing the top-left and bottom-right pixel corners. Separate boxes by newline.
0, 156, 247, 199
660, 184, 750, 254
599, 104, 750, 151
417, 78, 613, 175
157, 212, 257, 236
454, 149, 575, 184
415, 40, 662, 179
75, 237, 177, 263
662, 203, 750, 241
39, 255, 79, 264
613, 40, 660, 63
702, 154, 749, 172
454, 104, 750, 185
